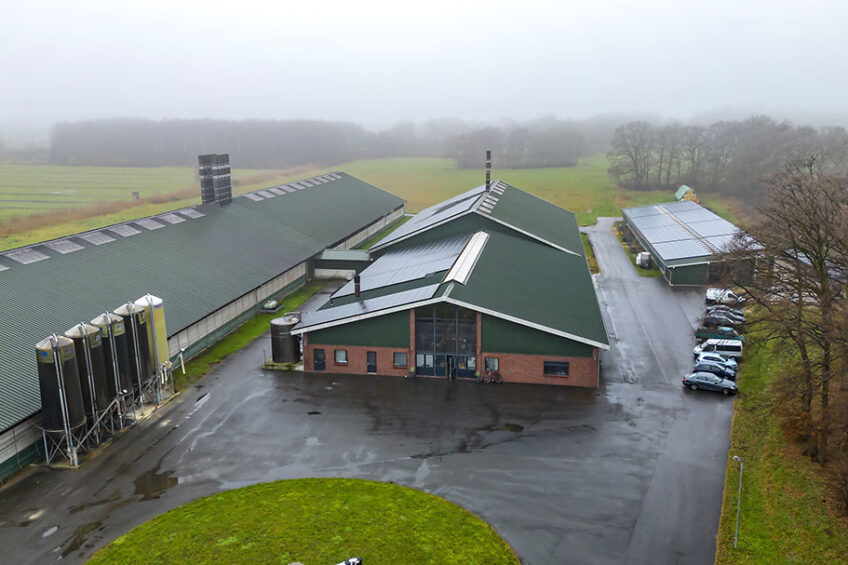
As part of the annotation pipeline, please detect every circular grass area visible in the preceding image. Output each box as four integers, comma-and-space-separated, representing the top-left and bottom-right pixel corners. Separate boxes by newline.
89, 478, 519, 564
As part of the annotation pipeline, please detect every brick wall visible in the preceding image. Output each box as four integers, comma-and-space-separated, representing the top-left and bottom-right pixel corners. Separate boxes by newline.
482, 350, 599, 388
303, 340, 411, 377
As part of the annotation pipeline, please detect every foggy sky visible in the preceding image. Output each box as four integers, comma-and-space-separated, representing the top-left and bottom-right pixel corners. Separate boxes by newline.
2, 0, 847, 131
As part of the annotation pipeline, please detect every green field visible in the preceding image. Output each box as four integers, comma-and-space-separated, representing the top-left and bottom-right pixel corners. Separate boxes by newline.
714, 339, 848, 564
89, 478, 519, 565
0, 156, 741, 251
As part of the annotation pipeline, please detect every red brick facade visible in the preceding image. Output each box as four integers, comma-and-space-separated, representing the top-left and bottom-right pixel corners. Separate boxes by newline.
302, 315, 600, 388
480, 350, 599, 388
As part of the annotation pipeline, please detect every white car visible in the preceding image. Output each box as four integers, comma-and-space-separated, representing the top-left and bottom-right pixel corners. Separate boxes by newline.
696, 352, 739, 371
705, 288, 745, 305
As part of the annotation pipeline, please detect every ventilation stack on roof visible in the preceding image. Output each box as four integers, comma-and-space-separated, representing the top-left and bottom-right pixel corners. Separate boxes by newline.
485, 150, 492, 191
198, 153, 232, 205
354, 274, 361, 298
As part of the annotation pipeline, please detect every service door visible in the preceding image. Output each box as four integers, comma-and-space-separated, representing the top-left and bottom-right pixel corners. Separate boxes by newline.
366, 351, 377, 374
314, 349, 326, 371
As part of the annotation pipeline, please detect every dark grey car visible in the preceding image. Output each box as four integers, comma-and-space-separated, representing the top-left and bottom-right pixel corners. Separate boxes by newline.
682, 372, 738, 395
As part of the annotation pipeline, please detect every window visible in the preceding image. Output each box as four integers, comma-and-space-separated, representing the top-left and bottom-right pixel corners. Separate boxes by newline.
334, 349, 348, 364
485, 357, 499, 371
393, 352, 408, 368
543, 361, 569, 376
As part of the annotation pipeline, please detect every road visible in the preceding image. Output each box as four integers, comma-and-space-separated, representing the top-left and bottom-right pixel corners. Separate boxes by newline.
0, 218, 733, 564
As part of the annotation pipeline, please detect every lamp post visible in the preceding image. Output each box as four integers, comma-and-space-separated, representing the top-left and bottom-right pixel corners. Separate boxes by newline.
732, 455, 743, 549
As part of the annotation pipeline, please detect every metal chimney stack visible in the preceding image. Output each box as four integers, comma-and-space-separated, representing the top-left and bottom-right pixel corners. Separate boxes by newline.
354, 274, 361, 298
485, 150, 492, 191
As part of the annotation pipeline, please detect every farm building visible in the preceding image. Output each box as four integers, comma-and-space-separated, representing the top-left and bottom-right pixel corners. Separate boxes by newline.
292, 180, 609, 387
622, 200, 746, 286
0, 172, 404, 480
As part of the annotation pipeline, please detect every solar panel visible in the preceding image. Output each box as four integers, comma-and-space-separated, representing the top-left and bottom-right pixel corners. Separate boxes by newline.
78, 231, 115, 245
334, 234, 470, 297
687, 219, 738, 237
623, 205, 664, 218
300, 284, 441, 328
5, 248, 50, 264
159, 213, 185, 224
44, 239, 84, 254
653, 239, 712, 260
179, 208, 205, 219
136, 218, 165, 230
109, 225, 141, 237
631, 214, 677, 230
670, 209, 719, 224
639, 224, 691, 244
244, 193, 264, 201
329, 173, 342, 180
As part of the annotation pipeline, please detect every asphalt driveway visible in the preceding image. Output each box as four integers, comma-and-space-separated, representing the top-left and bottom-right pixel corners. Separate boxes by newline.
0, 217, 733, 564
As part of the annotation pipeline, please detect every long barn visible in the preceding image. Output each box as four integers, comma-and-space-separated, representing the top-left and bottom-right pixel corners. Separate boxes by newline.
0, 173, 404, 480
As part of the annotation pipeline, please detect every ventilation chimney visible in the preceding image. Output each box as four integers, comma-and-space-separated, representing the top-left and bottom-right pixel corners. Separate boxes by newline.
484, 150, 492, 191
198, 153, 232, 205
354, 274, 361, 298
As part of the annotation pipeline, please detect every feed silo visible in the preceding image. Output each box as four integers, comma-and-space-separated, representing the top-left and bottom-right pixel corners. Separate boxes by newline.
114, 302, 152, 391
270, 314, 301, 363
134, 294, 169, 370
64, 323, 111, 417
35, 335, 86, 433
90, 312, 133, 396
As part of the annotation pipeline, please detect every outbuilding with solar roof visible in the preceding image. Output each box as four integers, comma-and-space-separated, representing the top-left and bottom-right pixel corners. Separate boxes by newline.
622, 200, 747, 286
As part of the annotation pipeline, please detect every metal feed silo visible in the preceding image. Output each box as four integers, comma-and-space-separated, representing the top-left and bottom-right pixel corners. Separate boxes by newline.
65, 323, 111, 417
90, 312, 133, 396
133, 294, 169, 371
270, 314, 301, 363
114, 302, 152, 391
35, 335, 86, 432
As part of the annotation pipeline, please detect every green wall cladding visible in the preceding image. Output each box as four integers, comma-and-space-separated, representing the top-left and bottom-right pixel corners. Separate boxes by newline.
309, 310, 410, 347
0, 441, 41, 483
668, 263, 709, 286
481, 315, 594, 357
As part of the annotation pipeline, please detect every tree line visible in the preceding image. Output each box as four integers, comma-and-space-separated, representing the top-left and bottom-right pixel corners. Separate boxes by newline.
725, 158, 848, 509
607, 117, 848, 201
40, 116, 624, 169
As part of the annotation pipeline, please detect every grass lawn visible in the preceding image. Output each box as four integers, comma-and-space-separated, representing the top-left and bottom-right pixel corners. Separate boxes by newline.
173, 282, 324, 391
88, 478, 519, 565
0, 156, 744, 251
581, 233, 600, 274
714, 339, 848, 564
612, 221, 663, 278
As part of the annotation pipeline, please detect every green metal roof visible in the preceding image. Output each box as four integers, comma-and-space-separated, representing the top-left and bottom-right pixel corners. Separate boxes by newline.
675, 185, 694, 200
0, 173, 404, 431
480, 183, 584, 256
295, 229, 609, 350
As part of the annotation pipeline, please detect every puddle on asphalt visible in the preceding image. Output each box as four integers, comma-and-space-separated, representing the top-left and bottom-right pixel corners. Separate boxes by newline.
69, 494, 121, 514
186, 393, 211, 418
305, 437, 320, 447
307, 411, 321, 415
42, 525, 58, 538
133, 467, 179, 501
479, 422, 524, 433
61, 519, 102, 558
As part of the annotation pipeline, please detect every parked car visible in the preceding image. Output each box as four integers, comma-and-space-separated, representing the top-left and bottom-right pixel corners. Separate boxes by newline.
694, 339, 744, 361
694, 360, 737, 380
706, 288, 745, 306
703, 314, 744, 330
695, 325, 744, 341
696, 352, 739, 371
682, 372, 738, 395
706, 304, 744, 319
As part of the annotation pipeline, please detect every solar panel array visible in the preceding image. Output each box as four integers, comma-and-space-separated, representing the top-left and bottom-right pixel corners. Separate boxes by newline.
623, 200, 744, 261
372, 185, 487, 248
298, 284, 441, 329
334, 233, 470, 297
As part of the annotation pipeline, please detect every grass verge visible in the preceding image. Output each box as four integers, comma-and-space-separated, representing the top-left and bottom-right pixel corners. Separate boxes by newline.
582, 233, 600, 274
715, 340, 848, 564
612, 221, 663, 278
173, 281, 324, 390
88, 478, 520, 565
356, 215, 412, 249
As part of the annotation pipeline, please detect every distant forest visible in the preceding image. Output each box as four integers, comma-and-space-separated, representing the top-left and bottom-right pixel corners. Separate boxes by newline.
607, 116, 848, 201
18, 116, 625, 170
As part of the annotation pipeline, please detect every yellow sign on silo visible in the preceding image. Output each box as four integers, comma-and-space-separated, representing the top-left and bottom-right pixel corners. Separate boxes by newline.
134, 294, 170, 370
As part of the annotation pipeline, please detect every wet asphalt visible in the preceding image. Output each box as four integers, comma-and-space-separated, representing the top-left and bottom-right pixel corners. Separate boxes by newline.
0, 217, 733, 564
